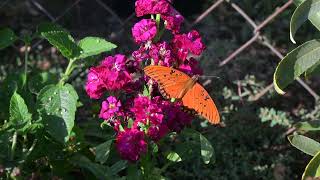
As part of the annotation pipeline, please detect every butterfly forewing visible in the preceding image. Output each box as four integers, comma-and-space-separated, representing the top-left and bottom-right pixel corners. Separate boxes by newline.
144, 65, 191, 99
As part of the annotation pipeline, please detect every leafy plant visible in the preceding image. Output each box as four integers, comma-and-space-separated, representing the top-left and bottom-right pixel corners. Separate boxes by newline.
274, 0, 320, 179
0, 22, 118, 178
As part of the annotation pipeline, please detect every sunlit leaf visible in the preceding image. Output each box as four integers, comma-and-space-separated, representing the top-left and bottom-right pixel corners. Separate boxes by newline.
9, 92, 32, 130
302, 150, 320, 180
37, 84, 78, 143
288, 134, 320, 156
200, 133, 215, 164
38, 22, 81, 59
273, 39, 320, 94
77, 37, 117, 59
166, 151, 182, 162
291, 0, 320, 43
295, 120, 320, 133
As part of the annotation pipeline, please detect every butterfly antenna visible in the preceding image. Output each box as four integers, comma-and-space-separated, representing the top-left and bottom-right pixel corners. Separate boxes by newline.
199, 75, 222, 80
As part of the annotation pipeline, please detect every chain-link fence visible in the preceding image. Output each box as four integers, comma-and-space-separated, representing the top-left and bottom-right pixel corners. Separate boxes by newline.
2, 0, 318, 101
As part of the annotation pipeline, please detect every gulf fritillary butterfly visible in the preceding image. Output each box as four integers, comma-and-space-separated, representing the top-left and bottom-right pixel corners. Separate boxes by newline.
144, 65, 220, 124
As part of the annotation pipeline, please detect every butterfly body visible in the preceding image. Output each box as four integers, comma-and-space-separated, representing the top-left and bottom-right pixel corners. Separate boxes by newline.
144, 65, 220, 124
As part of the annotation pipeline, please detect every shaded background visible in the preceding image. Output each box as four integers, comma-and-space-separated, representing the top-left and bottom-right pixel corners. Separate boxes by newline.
1, 0, 320, 179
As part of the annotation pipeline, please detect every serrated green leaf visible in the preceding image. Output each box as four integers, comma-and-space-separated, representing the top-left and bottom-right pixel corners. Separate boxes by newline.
38, 22, 81, 59
295, 120, 320, 133
291, 0, 320, 43
273, 39, 320, 94
288, 135, 320, 156
200, 133, 214, 164
28, 72, 58, 94
9, 92, 32, 129
302, 150, 320, 180
0, 28, 18, 49
166, 151, 182, 162
37, 84, 78, 143
76, 37, 117, 59
95, 140, 113, 164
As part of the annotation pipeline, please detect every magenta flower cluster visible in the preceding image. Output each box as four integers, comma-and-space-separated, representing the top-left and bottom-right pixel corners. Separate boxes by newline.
85, 0, 206, 162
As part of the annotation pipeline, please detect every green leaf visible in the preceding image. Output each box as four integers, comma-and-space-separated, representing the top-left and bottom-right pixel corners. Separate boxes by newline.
302, 150, 320, 180
76, 37, 117, 59
9, 92, 32, 129
295, 120, 320, 132
288, 134, 320, 156
38, 22, 81, 59
127, 165, 142, 180
0, 28, 18, 49
200, 133, 215, 164
291, 0, 320, 43
37, 84, 78, 143
70, 154, 112, 179
143, 85, 150, 96
273, 39, 320, 94
182, 128, 215, 164
166, 151, 182, 162
94, 140, 113, 164
109, 160, 127, 175
28, 72, 58, 94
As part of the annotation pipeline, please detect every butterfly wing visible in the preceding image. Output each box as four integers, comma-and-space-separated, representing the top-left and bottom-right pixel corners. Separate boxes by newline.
182, 83, 220, 124
144, 65, 191, 99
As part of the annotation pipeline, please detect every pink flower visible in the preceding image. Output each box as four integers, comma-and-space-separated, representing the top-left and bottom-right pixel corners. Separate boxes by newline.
99, 96, 122, 120
132, 19, 157, 44
171, 30, 206, 61
162, 7, 184, 34
147, 124, 169, 141
116, 128, 147, 162
130, 96, 169, 141
178, 57, 203, 75
130, 96, 164, 124
85, 55, 132, 99
187, 30, 206, 55
85, 66, 108, 99
100, 55, 132, 90
149, 42, 174, 66
132, 46, 150, 62
135, 0, 170, 17
163, 102, 193, 132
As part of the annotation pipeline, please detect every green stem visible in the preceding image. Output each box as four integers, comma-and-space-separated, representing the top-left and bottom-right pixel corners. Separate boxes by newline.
59, 59, 75, 85
153, 14, 164, 43
159, 161, 174, 174
156, 14, 161, 30
25, 139, 37, 159
24, 45, 29, 89
10, 131, 18, 161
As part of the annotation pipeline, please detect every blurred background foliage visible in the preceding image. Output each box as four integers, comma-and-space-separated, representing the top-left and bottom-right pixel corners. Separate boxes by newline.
1, 0, 320, 179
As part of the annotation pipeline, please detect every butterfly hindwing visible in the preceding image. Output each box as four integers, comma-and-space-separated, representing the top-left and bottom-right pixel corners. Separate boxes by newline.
182, 83, 220, 124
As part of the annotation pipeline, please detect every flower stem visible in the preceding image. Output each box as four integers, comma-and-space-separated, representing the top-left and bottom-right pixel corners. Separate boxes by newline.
23, 44, 29, 89
59, 59, 75, 85
10, 131, 18, 161
24, 139, 37, 160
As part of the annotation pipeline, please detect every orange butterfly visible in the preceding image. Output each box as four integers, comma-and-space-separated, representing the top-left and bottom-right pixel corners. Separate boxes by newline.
144, 65, 220, 124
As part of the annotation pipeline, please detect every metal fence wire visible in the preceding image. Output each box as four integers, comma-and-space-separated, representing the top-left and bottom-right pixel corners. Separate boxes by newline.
3, 0, 319, 101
